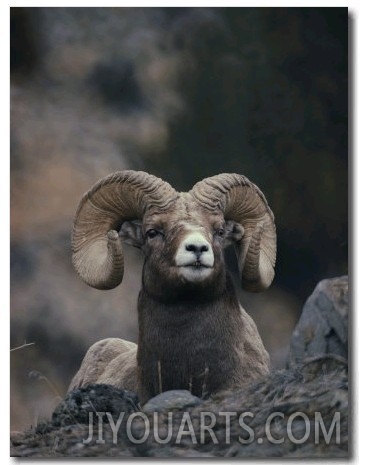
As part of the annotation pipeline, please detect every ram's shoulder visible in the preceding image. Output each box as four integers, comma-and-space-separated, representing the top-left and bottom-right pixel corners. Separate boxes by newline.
68, 338, 137, 391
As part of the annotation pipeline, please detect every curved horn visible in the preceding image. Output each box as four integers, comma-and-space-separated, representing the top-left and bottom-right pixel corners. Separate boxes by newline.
190, 173, 276, 292
72, 170, 177, 290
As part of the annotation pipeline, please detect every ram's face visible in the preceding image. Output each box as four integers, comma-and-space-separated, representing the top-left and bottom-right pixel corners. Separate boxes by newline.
119, 195, 244, 297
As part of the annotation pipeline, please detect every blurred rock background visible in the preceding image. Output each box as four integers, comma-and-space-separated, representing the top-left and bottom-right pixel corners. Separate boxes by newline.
10, 7, 348, 431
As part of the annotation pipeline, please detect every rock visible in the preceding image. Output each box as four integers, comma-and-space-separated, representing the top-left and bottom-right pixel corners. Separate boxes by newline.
288, 276, 348, 365
142, 390, 202, 414
51, 384, 139, 427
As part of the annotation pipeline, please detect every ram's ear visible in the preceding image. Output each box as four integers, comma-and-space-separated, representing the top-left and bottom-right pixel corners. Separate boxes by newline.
119, 220, 144, 248
225, 220, 245, 247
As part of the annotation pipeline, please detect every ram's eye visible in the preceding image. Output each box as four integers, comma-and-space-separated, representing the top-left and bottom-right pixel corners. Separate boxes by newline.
216, 228, 225, 237
146, 229, 160, 239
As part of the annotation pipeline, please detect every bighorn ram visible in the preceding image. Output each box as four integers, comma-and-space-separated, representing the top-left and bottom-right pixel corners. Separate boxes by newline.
69, 171, 276, 404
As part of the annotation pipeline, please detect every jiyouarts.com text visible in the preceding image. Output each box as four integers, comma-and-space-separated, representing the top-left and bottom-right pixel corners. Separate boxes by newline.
82, 410, 341, 445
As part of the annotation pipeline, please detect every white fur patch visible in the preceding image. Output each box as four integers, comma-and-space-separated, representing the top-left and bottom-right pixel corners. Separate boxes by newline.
175, 230, 214, 281
179, 266, 213, 282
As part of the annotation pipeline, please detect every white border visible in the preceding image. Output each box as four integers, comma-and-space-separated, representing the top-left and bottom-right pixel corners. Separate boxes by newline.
6, 1, 354, 6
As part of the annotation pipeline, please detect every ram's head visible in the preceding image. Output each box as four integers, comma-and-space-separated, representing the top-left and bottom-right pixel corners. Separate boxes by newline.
72, 171, 276, 298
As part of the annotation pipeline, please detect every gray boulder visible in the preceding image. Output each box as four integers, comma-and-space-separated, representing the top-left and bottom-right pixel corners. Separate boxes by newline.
143, 390, 202, 414
289, 276, 348, 365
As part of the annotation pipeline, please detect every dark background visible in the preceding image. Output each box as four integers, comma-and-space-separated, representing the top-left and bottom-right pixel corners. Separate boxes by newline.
10, 7, 348, 430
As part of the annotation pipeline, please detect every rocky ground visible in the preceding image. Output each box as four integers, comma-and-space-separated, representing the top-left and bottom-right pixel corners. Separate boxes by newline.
10, 355, 348, 458
10, 276, 349, 458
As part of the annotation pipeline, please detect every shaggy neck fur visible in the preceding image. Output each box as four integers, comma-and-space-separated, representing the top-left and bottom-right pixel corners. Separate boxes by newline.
136, 274, 246, 403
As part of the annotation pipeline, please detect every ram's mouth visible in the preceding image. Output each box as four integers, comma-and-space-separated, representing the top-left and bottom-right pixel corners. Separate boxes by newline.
182, 261, 212, 269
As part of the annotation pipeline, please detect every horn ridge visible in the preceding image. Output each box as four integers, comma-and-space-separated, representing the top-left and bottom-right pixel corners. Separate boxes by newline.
190, 173, 276, 292
72, 170, 177, 290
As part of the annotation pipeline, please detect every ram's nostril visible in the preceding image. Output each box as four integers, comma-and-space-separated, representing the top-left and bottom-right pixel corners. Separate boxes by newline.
185, 243, 209, 255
